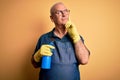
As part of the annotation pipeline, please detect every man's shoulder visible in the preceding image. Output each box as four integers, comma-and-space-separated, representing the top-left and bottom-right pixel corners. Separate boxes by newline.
37, 30, 53, 44
41, 31, 52, 38
38, 30, 53, 41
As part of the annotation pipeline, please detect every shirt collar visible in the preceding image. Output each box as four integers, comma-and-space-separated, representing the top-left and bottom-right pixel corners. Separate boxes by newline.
49, 28, 71, 41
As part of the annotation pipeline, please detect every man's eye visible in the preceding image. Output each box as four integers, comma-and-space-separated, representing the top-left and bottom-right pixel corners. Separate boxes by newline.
56, 11, 61, 14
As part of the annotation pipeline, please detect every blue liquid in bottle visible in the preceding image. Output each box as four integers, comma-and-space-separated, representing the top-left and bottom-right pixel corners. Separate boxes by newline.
41, 42, 54, 69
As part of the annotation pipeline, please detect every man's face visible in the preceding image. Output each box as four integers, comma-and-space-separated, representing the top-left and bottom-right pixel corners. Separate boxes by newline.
50, 4, 70, 26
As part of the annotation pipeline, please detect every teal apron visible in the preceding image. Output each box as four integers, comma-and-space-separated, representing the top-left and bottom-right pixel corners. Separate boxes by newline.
39, 40, 80, 80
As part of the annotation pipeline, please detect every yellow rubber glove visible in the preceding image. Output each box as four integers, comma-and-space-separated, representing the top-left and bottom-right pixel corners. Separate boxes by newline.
34, 45, 55, 62
65, 20, 80, 43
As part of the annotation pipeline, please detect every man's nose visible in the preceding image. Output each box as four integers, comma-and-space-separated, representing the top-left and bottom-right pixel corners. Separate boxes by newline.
61, 12, 66, 17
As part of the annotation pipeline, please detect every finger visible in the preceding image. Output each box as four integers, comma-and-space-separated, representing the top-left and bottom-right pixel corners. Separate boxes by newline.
68, 17, 71, 22
45, 45, 55, 49
65, 21, 71, 29
41, 51, 52, 56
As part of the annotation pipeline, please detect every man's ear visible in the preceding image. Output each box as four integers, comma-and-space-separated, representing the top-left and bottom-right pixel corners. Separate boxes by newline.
50, 16, 54, 22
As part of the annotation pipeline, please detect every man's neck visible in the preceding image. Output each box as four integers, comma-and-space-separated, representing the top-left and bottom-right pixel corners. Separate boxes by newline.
54, 25, 67, 38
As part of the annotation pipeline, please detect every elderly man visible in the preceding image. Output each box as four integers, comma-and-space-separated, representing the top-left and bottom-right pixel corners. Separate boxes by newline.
31, 2, 90, 80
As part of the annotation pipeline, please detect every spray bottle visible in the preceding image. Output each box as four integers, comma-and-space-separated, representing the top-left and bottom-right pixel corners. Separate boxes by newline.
41, 42, 54, 69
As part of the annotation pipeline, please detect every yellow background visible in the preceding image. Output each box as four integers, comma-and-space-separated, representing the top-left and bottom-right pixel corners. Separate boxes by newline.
0, 0, 120, 80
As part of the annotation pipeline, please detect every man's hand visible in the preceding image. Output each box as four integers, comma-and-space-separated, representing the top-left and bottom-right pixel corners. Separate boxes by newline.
65, 20, 80, 43
34, 45, 55, 62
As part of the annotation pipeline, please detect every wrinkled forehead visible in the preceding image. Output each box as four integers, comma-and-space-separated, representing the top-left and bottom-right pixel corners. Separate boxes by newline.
50, 2, 67, 14
53, 3, 67, 10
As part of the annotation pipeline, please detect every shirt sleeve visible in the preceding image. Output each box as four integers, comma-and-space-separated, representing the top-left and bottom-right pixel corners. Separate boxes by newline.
34, 38, 42, 53
31, 37, 42, 68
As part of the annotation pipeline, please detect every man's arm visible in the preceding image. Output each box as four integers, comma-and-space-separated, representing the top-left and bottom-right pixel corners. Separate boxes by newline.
74, 40, 90, 65
65, 20, 90, 65
31, 54, 41, 68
